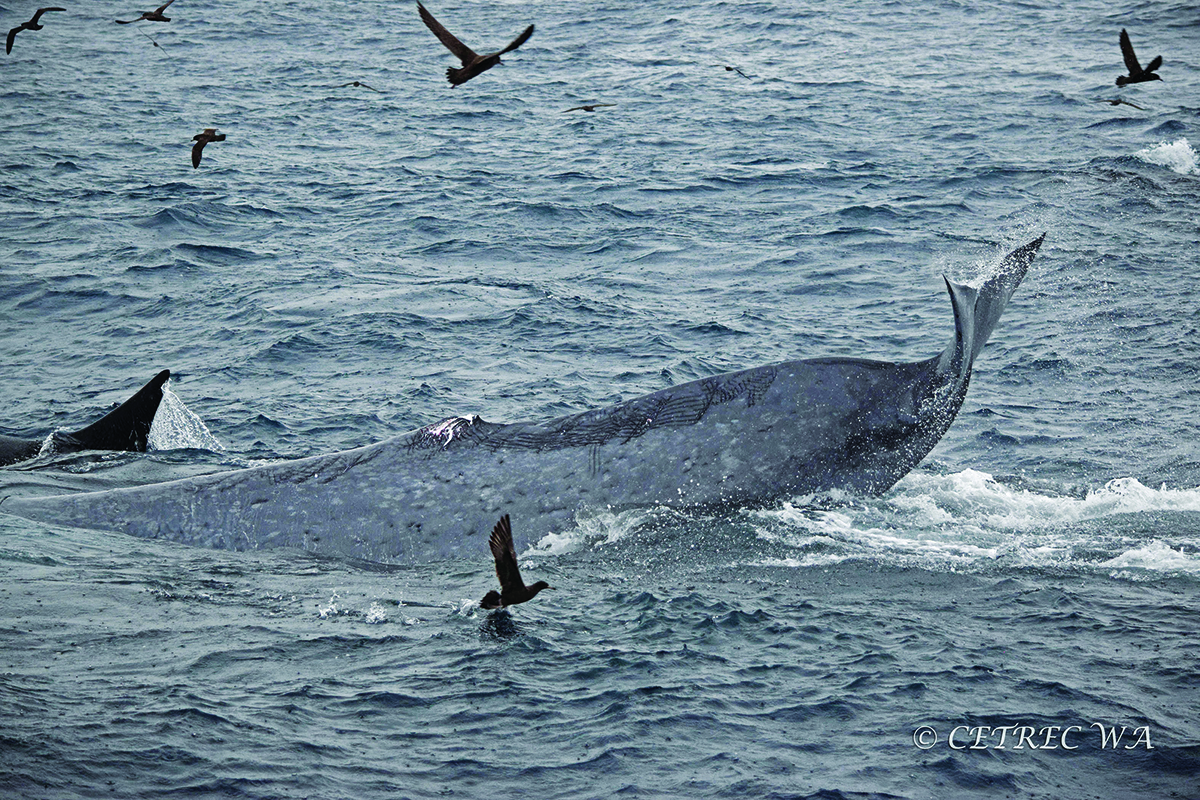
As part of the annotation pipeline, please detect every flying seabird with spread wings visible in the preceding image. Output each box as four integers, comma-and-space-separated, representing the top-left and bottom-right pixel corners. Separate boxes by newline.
1116, 29, 1163, 87
417, 2, 534, 87
7, 7, 66, 55
480, 515, 553, 609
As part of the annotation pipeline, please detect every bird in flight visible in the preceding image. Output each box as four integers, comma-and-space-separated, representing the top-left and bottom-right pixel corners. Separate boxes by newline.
480, 515, 553, 609
564, 103, 616, 113
1116, 29, 1162, 86
191, 128, 225, 169
116, 0, 176, 24
7, 7, 66, 55
417, 2, 534, 87
337, 80, 383, 93
1096, 98, 1144, 110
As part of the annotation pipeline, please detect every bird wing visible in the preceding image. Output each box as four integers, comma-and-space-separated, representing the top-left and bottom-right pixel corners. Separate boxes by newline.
488, 514, 524, 593
496, 24, 533, 57
417, 3, 477, 64
156, 0, 176, 13
1119, 29, 1142, 74
191, 139, 206, 168
31, 8, 66, 24
1144, 54, 1162, 74
6, 27, 18, 54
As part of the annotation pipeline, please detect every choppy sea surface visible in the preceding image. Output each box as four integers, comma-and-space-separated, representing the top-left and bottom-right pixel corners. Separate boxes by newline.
2, 0, 1199, 797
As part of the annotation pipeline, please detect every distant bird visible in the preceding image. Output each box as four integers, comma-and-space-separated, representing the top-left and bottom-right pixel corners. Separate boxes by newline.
718, 64, 751, 79
191, 128, 225, 169
480, 515, 553, 610
115, 0, 175, 24
1096, 97, 1144, 110
417, 2, 534, 87
337, 80, 383, 93
563, 103, 615, 113
1116, 29, 1162, 86
6, 7, 66, 55
136, 27, 171, 57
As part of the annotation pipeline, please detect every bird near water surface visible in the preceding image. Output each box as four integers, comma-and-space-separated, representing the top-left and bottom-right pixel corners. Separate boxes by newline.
6, 7, 66, 55
1096, 98, 1144, 110
564, 103, 615, 113
480, 515, 553, 610
417, 1, 533, 86
1115, 28, 1162, 86
115, 0, 175, 24
191, 128, 225, 168
337, 80, 383, 92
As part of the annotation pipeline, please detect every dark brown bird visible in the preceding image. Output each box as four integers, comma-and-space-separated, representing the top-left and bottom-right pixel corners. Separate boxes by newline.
417, 2, 533, 87
191, 128, 225, 169
1116, 29, 1162, 86
480, 514, 552, 609
337, 80, 383, 93
564, 103, 616, 113
717, 64, 751, 79
116, 0, 175, 24
6, 7, 66, 55
1096, 97, 1144, 110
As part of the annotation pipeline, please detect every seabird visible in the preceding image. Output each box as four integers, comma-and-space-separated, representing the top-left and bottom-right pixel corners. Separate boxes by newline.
191, 128, 225, 169
563, 103, 615, 112
718, 64, 751, 79
480, 515, 553, 609
6, 7, 66, 55
136, 27, 171, 57
417, 2, 534, 87
1096, 98, 1144, 110
337, 80, 383, 93
116, 0, 175, 24
1116, 29, 1162, 86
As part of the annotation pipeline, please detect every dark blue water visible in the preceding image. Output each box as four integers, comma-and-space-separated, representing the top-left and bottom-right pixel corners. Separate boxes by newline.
2, 0, 1198, 797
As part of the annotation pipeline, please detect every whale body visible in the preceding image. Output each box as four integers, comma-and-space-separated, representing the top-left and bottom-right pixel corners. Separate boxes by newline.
3, 237, 1045, 562
0, 370, 171, 467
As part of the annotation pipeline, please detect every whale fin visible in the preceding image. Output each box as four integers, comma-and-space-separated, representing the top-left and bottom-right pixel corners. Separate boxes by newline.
939, 276, 980, 383
938, 234, 1045, 379
967, 234, 1045, 361
52, 369, 171, 454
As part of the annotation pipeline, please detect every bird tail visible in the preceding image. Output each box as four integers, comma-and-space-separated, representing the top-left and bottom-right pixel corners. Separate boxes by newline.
446, 67, 466, 86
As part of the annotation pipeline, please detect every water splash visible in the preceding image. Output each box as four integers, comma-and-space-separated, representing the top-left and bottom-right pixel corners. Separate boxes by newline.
1134, 137, 1197, 175
147, 384, 224, 452
747, 470, 1200, 574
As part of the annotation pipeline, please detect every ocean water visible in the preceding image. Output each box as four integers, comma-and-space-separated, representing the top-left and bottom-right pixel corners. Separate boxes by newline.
2, 0, 1199, 797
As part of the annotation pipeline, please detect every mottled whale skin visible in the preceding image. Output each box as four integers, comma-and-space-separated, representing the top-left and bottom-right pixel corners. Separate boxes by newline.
0, 370, 170, 467
3, 237, 1044, 562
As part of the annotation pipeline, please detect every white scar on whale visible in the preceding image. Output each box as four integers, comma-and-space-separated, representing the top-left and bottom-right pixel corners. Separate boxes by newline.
3, 236, 1045, 563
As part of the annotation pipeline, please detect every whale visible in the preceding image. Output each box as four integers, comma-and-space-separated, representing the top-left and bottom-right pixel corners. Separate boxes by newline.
3, 236, 1045, 562
0, 370, 171, 467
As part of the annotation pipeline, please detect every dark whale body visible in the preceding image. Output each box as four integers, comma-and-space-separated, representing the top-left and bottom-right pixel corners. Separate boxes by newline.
4, 237, 1044, 562
1, 370, 170, 467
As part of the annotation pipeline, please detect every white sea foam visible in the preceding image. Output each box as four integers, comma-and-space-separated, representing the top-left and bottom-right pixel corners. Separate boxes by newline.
527, 507, 657, 556
1102, 541, 1200, 575
1134, 137, 1198, 175
748, 470, 1200, 574
147, 384, 224, 452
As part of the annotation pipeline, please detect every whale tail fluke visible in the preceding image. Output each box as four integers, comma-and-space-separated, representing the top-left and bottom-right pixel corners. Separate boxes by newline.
941, 234, 1045, 380
967, 234, 1045, 361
